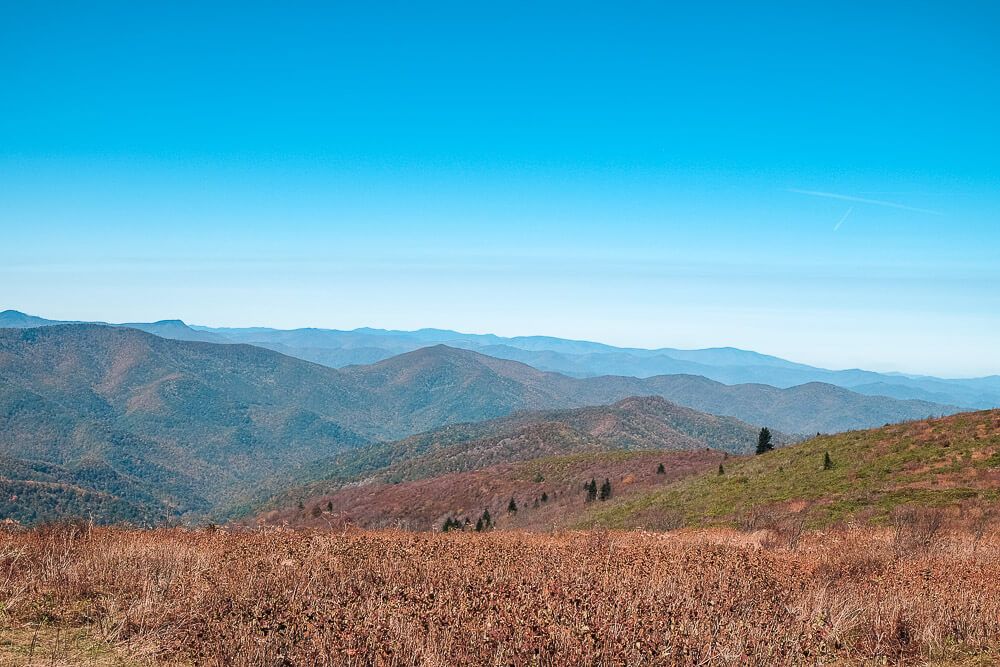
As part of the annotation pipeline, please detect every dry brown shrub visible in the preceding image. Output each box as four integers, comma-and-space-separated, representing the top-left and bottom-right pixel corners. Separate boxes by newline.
1, 526, 998, 665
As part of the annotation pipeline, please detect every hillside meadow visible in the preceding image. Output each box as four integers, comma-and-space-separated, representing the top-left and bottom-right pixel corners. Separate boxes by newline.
582, 410, 1000, 531
3, 523, 1000, 666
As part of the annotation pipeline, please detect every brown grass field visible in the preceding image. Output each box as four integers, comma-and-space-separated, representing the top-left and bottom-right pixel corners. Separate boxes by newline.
3, 522, 1000, 666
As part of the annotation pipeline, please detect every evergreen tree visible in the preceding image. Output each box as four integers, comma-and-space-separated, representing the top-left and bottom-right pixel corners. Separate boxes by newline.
718, 463, 725, 475
755, 427, 774, 455
823, 451, 834, 470
296, 500, 305, 511
599, 478, 612, 501
507, 497, 518, 513
656, 463, 666, 474
482, 508, 492, 528
475, 518, 483, 532
326, 500, 333, 512
585, 478, 598, 502
541, 491, 548, 503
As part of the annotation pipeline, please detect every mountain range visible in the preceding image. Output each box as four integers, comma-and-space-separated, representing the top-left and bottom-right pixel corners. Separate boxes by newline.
3, 309, 997, 409
0, 323, 959, 523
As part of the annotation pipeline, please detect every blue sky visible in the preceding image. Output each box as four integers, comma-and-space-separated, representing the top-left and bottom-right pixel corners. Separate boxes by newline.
2, 2, 998, 376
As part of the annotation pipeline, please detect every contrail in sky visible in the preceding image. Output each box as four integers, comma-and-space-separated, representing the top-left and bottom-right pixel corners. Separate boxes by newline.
833, 206, 853, 231
787, 188, 943, 215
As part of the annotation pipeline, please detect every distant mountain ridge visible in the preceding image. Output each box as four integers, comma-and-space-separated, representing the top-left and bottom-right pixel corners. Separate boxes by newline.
3, 309, 996, 409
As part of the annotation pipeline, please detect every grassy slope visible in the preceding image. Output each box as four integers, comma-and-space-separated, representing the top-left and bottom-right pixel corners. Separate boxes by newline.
582, 410, 1000, 530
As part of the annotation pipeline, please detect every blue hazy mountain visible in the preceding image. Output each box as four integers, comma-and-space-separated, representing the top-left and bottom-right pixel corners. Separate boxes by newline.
3, 309, 997, 409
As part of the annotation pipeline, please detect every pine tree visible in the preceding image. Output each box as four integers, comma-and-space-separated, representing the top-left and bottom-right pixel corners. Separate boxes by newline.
475, 518, 483, 532
507, 497, 518, 513
755, 427, 774, 455
599, 478, 612, 501
656, 463, 666, 475
718, 463, 724, 475
585, 478, 598, 502
482, 509, 492, 528
541, 492, 548, 503
823, 451, 834, 470
326, 500, 333, 512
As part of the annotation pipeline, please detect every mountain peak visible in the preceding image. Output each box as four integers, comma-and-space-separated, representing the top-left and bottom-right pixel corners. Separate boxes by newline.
0, 310, 57, 328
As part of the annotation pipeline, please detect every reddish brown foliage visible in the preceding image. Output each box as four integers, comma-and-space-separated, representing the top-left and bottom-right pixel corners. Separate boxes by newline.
3, 525, 1000, 665
258, 450, 724, 531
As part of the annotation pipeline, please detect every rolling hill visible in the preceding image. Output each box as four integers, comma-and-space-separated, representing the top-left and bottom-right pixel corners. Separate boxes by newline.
259, 394, 772, 511
581, 409, 1000, 530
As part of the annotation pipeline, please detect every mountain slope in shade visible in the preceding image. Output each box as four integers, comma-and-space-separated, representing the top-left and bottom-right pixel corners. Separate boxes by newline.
0, 325, 372, 522
0, 455, 163, 525
582, 409, 1000, 530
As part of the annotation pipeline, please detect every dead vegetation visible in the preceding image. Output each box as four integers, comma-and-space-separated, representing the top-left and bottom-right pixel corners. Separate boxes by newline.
2, 523, 1000, 665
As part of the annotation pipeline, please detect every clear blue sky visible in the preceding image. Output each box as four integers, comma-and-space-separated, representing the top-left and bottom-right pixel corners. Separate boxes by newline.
2, 2, 998, 376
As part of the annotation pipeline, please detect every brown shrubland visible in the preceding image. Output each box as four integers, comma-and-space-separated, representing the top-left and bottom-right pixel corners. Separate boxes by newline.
2, 522, 999, 665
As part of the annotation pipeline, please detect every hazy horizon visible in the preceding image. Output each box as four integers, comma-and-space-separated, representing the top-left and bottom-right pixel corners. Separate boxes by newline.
3, 3, 998, 377
4, 305, 996, 380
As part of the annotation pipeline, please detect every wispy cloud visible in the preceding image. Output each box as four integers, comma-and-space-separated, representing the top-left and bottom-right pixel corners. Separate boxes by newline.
787, 189, 943, 215
833, 206, 853, 231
